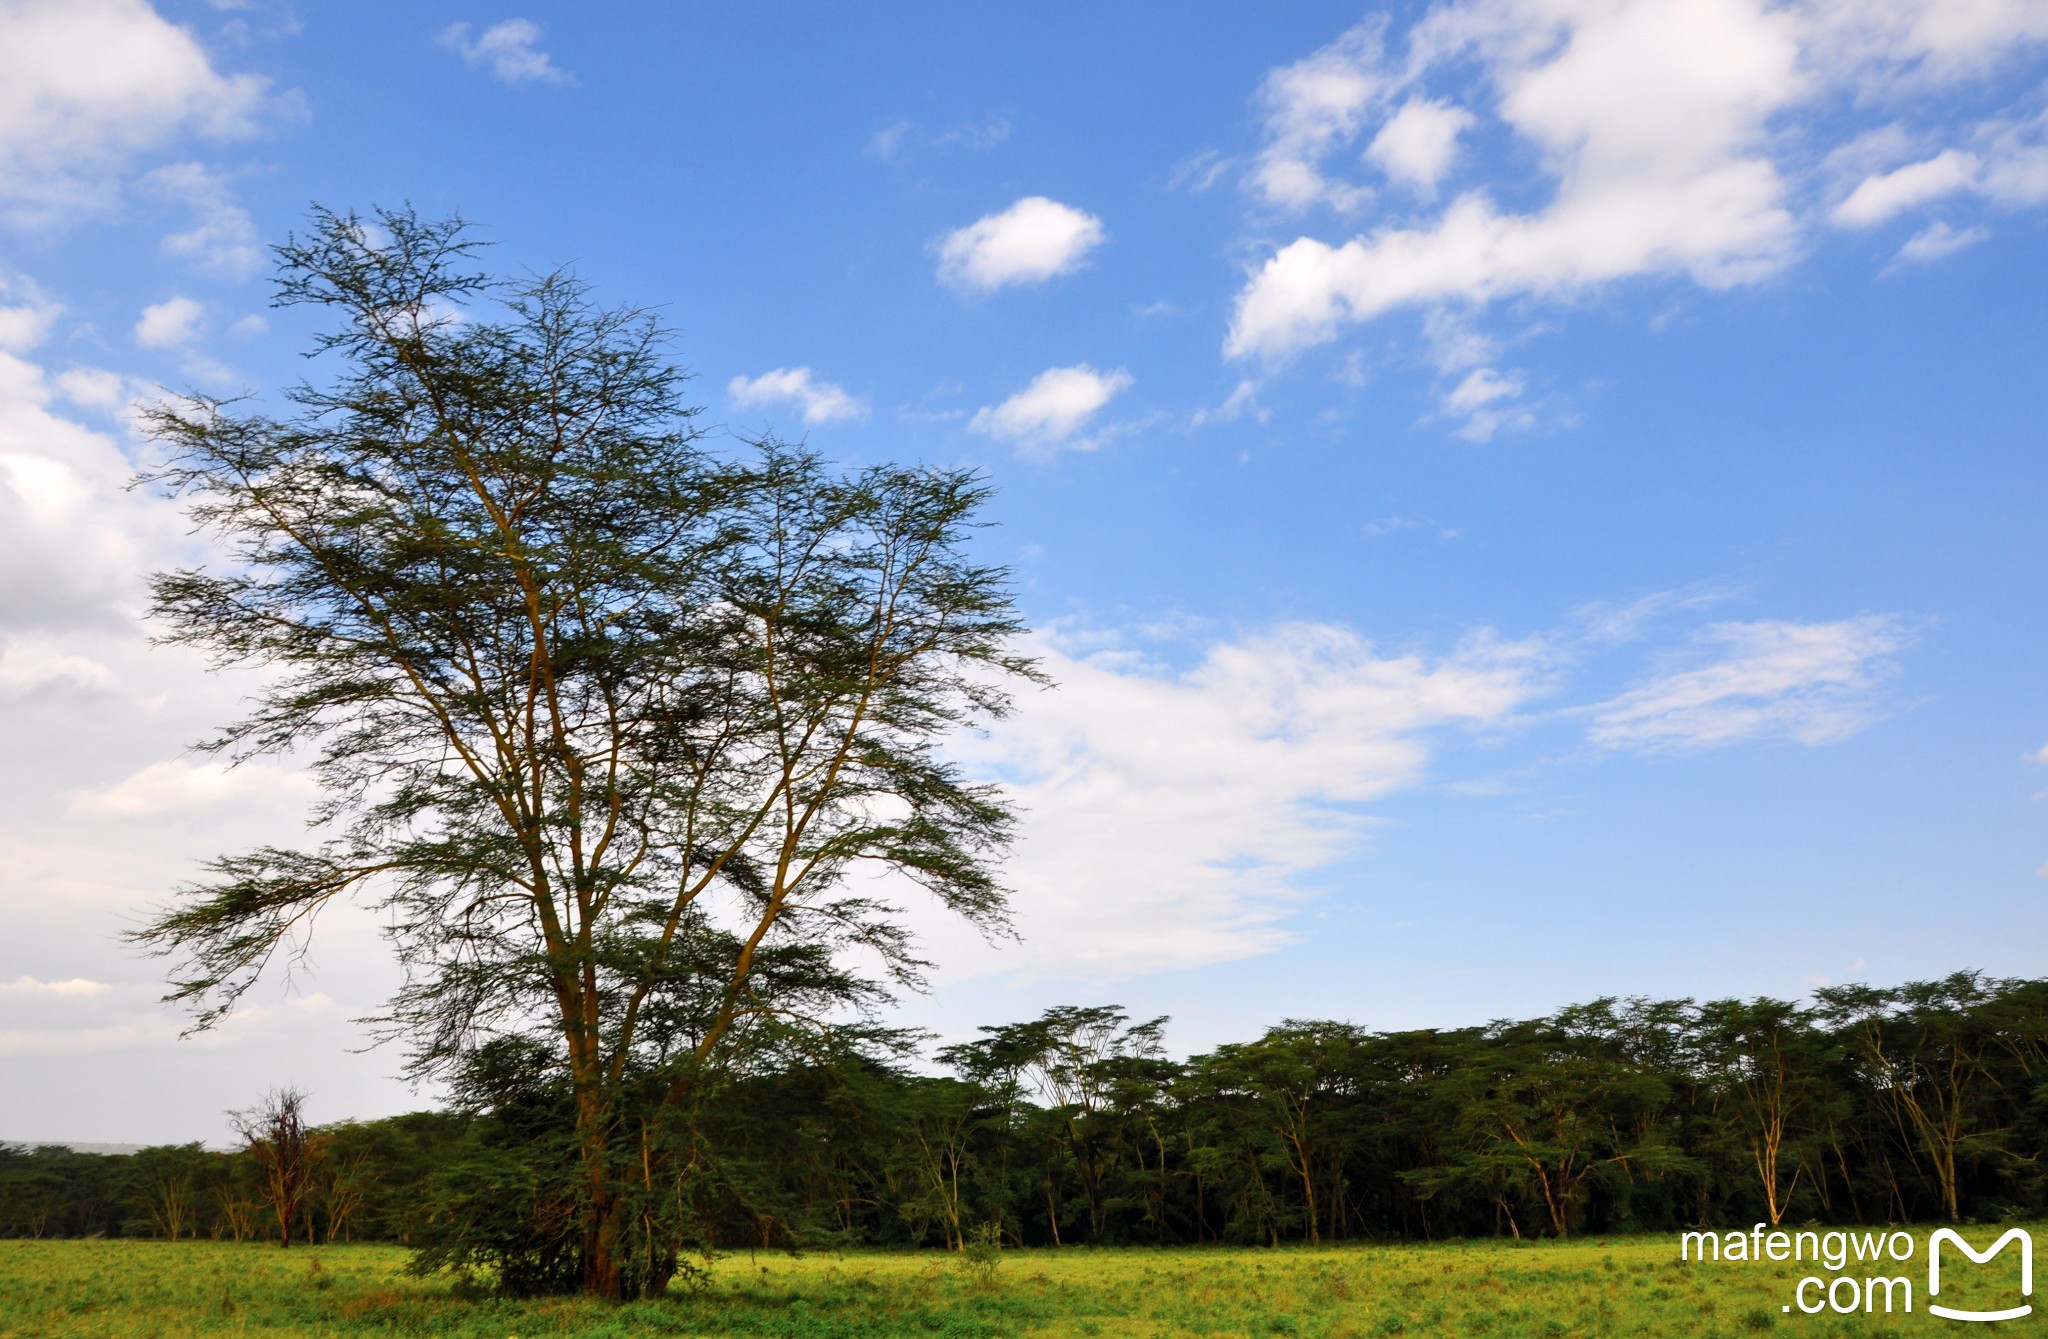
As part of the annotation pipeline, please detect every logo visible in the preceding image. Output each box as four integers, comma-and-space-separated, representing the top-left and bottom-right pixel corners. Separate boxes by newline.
1927, 1227, 2032, 1323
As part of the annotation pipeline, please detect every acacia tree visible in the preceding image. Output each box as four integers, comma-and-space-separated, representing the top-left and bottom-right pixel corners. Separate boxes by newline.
942, 1005, 1170, 1242
230, 1088, 326, 1248
1200, 1021, 1366, 1244
134, 206, 1036, 1297
1818, 973, 2012, 1223
1694, 997, 1830, 1225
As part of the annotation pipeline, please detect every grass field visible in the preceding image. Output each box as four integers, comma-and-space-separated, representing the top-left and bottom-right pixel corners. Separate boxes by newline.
0, 1230, 2034, 1337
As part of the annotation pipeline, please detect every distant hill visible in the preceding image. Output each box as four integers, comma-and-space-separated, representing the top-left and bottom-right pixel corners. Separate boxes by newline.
1, 1141, 145, 1156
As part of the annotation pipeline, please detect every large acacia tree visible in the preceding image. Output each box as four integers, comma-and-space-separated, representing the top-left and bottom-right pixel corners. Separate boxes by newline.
134, 207, 1036, 1297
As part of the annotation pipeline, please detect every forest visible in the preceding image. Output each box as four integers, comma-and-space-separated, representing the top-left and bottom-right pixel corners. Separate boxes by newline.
6, 969, 2044, 1286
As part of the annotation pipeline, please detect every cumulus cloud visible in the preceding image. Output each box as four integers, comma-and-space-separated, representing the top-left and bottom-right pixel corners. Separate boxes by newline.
0, 0, 271, 219
1251, 21, 1386, 211
1223, 0, 2048, 369
0, 346, 183, 633
1586, 616, 1909, 751
1367, 98, 1475, 195
936, 197, 1104, 294
0, 279, 58, 353
439, 18, 572, 86
52, 367, 132, 412
969, 364, 1132, 456
949, 624, 1543, 974
1229, 0, 1806, 361
726, 366, 865, 425
133, 295, 203, 348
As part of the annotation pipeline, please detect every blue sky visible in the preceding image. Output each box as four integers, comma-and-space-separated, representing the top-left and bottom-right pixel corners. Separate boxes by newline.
3, 0, 2047, 1140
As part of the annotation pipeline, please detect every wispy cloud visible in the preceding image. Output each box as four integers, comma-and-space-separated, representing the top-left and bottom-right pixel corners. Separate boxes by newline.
66, 757, 315, 819
142, 162, 262, 279
1586, 616, 1911, 752
866, 116, 1010, 162
1893, 221, 1990, 266
1191, 379, 1268, 427
948, 623, 1545, 975
1440, 367, 1530, 442
439, 18, 572, 86
1833, 149, 1980, 227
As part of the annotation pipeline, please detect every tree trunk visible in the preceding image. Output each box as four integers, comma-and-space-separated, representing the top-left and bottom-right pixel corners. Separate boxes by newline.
580, 1104, 624, 1300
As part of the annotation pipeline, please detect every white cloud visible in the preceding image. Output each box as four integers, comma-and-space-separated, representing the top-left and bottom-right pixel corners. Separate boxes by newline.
867, 120, 916, 161
439, 18, 572, 86
1820, 108, 2048, 242
133, 295, 204, 348
1229, 0, 1807, 361
1441, 366, 1533, 441
1799, 0, 2048, 90
0, 638, 117, 696
969, 364, 1132, 455
0, 281, 58, 353
1169, 148, 1233, 193
67, 757, 315, 818
0, 975, 109, 997
1192, 378, 1268, 427
0, 973, 339, 1058
726, 366, 866, 425
0, 347, 186, 633
1893, 220, 1990, 264
0, 0, 270, 220
1222, 0, 2048, 377
1573, 584, 1741, 647
936, 197, 1104, 294
949, 623, 1543, 974
1251, 21, 1386, 211
1367, 98, 1475, 195
142, 161, 262, 278
52, 367, 129, 411
1420, 306, 1498, 374
1587, 615, 1909, 751
1833, 148, 1980, 226
865, 116, 1010, 162
1977, 107, 2048, 206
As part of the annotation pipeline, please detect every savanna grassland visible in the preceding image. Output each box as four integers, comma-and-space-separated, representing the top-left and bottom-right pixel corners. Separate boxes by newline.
2, 1233, 2029, 1339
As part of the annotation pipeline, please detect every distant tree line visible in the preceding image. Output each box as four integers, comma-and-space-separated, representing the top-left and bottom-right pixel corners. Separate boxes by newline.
4, 971, 2044, 1275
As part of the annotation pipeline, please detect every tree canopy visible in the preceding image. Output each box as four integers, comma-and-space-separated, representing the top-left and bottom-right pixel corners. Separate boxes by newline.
132, 205, 1037, 1297
10, 974, 2048, 1261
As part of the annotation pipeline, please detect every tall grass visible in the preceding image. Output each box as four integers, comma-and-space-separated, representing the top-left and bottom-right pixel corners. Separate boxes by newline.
0, 1230, 2028, 1336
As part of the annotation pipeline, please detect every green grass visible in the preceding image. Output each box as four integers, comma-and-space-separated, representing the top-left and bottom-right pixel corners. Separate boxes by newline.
0, 1230, 2033, 1337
